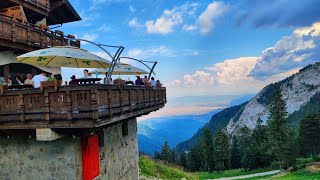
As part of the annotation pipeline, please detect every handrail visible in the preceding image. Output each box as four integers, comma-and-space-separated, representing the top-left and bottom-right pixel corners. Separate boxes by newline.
0, 84, 167, 129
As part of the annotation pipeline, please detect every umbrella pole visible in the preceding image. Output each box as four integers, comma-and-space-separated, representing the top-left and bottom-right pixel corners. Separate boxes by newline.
148, 62, 157, 80
66, 37, 124, 84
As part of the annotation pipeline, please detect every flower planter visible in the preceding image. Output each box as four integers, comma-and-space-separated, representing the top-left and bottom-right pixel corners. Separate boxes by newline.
40, 80, 62, 91
113, 79, 125, 85
0, 85, 8, 95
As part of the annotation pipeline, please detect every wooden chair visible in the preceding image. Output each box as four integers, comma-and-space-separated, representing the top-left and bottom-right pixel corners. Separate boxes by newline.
0, 85, 8, 95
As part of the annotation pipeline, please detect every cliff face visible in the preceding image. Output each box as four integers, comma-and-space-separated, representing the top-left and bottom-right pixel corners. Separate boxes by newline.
227, 62, 320, 134
176, 62, 320, 153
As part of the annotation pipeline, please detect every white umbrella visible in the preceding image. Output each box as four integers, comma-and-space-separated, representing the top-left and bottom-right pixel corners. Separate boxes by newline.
91, 63, 148, 75
16, 46, 111, 68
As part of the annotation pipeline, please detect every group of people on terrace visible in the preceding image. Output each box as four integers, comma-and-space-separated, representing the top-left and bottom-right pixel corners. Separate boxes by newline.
68, 69, 161, 87
2, 68, 161, 89
3, 72, 62, 88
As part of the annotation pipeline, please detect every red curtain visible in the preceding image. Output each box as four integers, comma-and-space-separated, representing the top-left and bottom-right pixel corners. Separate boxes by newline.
82, 135, 100, 180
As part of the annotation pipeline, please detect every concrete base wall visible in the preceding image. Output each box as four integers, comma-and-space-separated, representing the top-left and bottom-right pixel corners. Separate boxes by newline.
0, 118, 139, 180
98, 118, 139, 180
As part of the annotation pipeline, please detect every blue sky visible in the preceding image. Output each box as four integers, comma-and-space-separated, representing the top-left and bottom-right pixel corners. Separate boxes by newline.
58, 0, 320, 117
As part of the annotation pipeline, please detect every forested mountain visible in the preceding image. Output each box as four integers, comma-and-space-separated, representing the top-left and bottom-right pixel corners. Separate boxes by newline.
138, 110, 220, 155
176, 62, 320, 153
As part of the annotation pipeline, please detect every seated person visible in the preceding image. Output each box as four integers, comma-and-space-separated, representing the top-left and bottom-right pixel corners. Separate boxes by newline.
32, 72, 47, 88
150, 77, 156, 87
143, 75, 149, 84
54, 74, 63, 86
135, 76, 144, 85
4, 77, 13, 86
24, 74, 33, 85
69, 75, 78, 85
83, 69, 90, 78
16, 76, 23, 85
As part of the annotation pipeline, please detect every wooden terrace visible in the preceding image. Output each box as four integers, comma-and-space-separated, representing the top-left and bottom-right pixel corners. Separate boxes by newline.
0, 84, 166, 129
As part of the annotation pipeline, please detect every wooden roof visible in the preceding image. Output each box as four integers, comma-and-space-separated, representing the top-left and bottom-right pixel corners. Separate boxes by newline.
47, 0, 81, 25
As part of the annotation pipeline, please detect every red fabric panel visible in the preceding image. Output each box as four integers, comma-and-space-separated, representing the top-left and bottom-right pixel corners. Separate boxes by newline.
82, 135, 100, 180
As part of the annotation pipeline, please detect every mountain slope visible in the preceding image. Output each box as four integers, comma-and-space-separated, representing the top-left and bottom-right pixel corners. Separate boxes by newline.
176, 62, 320, 153
138, 110, 220, 155
176, 102, 248, 153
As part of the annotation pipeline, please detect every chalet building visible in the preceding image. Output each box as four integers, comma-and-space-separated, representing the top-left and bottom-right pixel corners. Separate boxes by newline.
0, 1, 167, 180
0, 0, 80, 84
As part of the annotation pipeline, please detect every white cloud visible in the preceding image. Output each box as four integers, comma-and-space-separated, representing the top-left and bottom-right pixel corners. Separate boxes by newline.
128, 18, 143, 28
138, 105, 222, 121
144, 2, 199, 34
129, 5, 136, 13
78, 33, 98, 44
183, 24, 197, 31
127, 46, 175, 59
250, 22, 320, 79
169, 57, 296, 97
197, 1, 227, 34
97, 25, 111, 32
145, 9, 183, 34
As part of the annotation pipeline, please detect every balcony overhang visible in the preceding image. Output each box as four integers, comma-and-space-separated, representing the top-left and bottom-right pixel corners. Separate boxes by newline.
47, 0, 81, 25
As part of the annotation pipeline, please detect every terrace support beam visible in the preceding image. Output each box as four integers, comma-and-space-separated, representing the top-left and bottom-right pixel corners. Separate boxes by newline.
36, 128, 62, 141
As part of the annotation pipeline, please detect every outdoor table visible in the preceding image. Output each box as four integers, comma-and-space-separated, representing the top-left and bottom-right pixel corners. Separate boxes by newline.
73, 78, 102, 84
8, 84, 34, 90
125, 81, 134, 85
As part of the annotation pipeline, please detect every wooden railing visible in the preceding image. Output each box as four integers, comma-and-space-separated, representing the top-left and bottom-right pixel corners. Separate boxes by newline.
0, 13, 80, 51
0, 84, 167, 129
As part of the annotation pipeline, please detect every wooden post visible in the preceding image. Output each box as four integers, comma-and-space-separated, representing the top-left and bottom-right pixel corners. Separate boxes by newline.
108, 89, 112, 117
44, 91, 50, 121
66, 91, 72, 120
4, 64, 9, 82
19, 92, 25, 121
91, 89, 98, 120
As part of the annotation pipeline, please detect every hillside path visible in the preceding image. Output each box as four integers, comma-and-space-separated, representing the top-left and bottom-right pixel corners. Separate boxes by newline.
207, 170, 280, 180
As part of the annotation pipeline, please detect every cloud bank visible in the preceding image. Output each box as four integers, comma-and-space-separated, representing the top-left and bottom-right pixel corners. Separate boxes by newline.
250, 22, 320, 79
238, 0, 320, 28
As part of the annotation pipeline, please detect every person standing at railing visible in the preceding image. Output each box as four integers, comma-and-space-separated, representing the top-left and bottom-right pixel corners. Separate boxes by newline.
24, 74, 33, 85
150, 77, 156, 87
32, 72, 47, 88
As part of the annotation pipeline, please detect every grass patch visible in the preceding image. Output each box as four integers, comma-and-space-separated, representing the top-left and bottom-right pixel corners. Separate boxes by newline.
242, 169, 320, 180
195, 167, 274, 179
139, 155, 198, 180
276, 169, 320, 180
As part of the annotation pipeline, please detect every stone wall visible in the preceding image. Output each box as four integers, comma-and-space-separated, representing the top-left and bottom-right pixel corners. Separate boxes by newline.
0, 135, 82, 180
98, 118, 139, 180
0, 118, 139, 180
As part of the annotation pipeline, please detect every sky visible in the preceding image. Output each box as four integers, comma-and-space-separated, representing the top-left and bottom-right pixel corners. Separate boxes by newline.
58, 0, 320, 118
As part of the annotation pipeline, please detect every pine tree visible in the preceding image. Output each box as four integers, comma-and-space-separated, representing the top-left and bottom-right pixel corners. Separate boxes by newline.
236, 126, 252, 169
247, 119, 272, 169
267, 85, 289, 169
187, 144, 202, 172
299, 113, 320, 159
154, 150, 161, 160
179, 151, 187, 169
160, 141, 172, 163
213, 129, 231, 171
231, 136, 241, 169
202, 128, 215, 171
